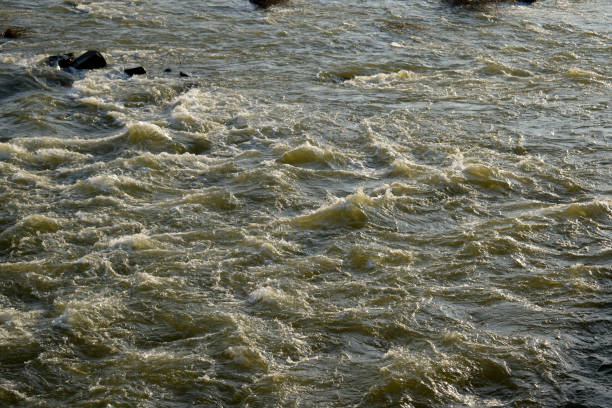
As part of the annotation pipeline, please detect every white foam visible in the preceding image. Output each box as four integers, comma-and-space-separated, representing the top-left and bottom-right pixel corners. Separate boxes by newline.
33, 148, 92, 167
0, 143, 29, 160
51, 307, 72, 329
51, 297, 124, 330
76, 174, 121, 194
132, 272, 184, 291
248, 286, 287, 305
223, 345, 268, 369
80, 96, 125, 112
108, 233, 162, 250
350, 70, 421, 86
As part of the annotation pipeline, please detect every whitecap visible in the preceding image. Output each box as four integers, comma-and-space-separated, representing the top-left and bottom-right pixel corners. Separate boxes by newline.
349, 70, 421, 87
0, 143, 29, 161
126, 121, 172, 144
108, 233, 163, 250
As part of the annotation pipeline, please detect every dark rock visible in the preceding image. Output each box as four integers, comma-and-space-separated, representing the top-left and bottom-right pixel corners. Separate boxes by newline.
249, 0, 287, 8
124, 66, 146, 76
72, 50, 107, 70
164, 68, 172, 73
2, 26, 27, 38
179, 71, 189, 77
48, 53, 75, 69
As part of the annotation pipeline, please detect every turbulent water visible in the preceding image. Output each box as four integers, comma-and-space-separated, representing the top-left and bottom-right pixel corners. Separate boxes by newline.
1, 0, 611, 407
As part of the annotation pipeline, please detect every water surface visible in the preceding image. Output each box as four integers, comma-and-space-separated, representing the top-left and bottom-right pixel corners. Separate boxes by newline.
1, 0, 611, 407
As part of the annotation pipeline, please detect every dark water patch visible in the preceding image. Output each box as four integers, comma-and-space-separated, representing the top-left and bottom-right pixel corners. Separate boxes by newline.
0, 67, 53, 102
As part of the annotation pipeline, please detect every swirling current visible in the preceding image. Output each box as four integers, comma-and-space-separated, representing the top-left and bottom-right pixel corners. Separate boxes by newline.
0, 1, 610, 407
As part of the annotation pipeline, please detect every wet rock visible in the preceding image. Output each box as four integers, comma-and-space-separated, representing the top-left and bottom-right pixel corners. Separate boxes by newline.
124, 66, 146, 76
249, 0, 287, 8
48, 53, 75, 69
72, 50, 107, 70
46, 50, 107, 71
2, 26, 27, 38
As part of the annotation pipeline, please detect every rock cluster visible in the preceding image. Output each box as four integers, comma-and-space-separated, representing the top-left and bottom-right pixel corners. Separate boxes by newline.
46, 50, 190, 79
48, 50, 107, 70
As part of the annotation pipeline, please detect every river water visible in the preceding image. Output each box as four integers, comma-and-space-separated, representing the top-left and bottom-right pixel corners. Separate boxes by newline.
1, 0, 610, 407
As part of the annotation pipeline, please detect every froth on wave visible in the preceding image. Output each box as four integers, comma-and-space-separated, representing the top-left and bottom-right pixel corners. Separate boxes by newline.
8, 121, 185, 159
564, 68, 610, 85
293, 189, 372, 229
123, 122, 209, 154
247, 284, 311, 316
73, 174, 152, 198
80, 96, 125, 112
223, 345, 269, 371
542, 199, 611, 221
348, 70, 421, 88
107, 233, 165, 251
0, 215, 61, 251
477, 58, 533, 78
389, 159, 451, 187
51, 296, 125, 334
390, 158, 516, 193
278, 142, 347, 168
248, 286, 290, 307
178, 188, 240, 211
126, 121, 171, 143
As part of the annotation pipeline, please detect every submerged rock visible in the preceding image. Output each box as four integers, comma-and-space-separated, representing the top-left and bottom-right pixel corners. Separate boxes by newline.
72, 50, 107, 70
2, 26, 27, 38
598, 363, 612, 374
124, 66, 146, 76
249, 0, 287, 8
48, 53, 75, 69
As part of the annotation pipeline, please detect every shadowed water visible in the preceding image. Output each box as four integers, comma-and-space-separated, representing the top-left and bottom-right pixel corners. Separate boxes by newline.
0, 0, 611, 407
